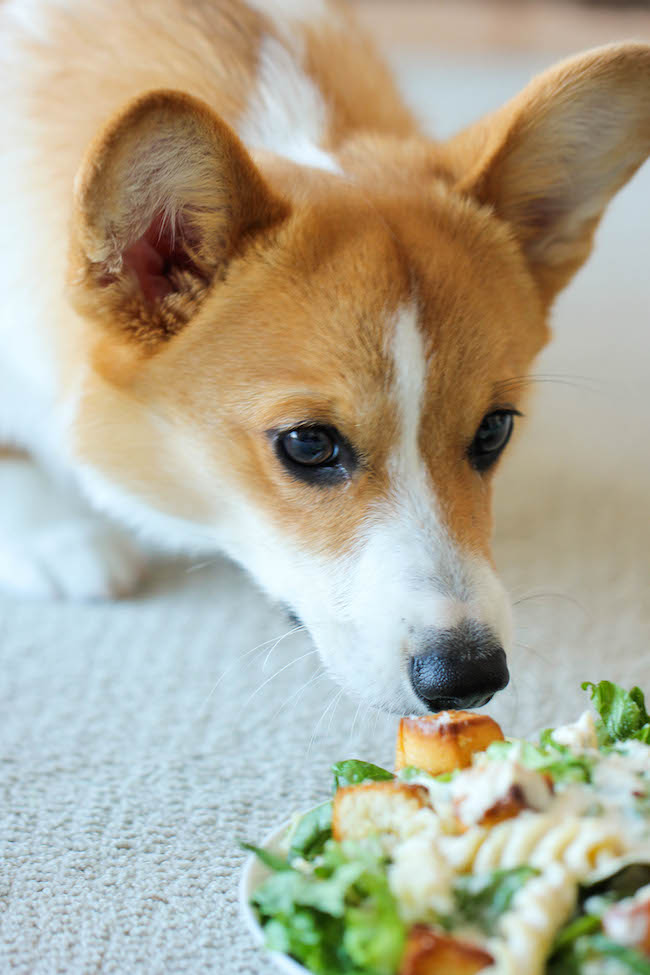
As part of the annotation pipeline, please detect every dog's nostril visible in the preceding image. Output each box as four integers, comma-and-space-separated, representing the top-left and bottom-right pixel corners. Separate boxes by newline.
409, 620, 509, 713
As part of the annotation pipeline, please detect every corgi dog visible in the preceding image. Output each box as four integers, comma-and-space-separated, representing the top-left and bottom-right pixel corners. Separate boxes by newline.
0, 0, 648, 714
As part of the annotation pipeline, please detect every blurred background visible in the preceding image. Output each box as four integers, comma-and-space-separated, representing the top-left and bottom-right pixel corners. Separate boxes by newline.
352, 0, 650, 56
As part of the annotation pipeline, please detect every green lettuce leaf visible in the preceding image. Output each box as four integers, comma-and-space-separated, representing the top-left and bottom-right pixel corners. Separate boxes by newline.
551, 913, 601, 953
485, 734, 593, 784
240, 841, 292, 873
289, 801, 333, 863
582, 680, 650, 746
549, 931, 650, 975
332, 760, 394, 791
252, 838, 405, 975
264, 910, 348, 975
343, 873, 405, 975
451, 866, 539, 935
254, 862, 367, 919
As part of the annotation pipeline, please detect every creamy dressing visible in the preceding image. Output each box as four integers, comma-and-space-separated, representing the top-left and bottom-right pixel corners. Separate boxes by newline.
451, 756, 554, 827
553, 710, 600, 751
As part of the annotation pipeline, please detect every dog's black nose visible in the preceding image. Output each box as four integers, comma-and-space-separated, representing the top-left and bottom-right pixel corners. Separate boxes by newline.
409, 620, 509, 712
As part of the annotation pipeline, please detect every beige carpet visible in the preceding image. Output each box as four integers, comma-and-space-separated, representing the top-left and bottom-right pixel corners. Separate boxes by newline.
1, 51, 648, 975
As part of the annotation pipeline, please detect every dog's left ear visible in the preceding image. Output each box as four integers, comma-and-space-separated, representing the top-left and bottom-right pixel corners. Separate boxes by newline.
448, 43, 650, 302
69, 89, 289, 347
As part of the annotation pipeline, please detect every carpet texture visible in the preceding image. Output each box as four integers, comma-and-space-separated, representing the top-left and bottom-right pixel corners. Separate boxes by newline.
1, 53, 649, 974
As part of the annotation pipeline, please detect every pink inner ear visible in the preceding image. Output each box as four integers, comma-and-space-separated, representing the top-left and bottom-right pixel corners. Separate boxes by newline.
122, 236, 174, 303
121, 214, 197, 303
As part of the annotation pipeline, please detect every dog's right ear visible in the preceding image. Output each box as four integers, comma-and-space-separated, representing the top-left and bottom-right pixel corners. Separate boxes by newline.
69, 89, 289, 348
447, 43, 650, 304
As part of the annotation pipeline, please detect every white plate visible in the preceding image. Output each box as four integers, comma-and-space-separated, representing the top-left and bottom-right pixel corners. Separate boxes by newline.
239, 817, 312, 975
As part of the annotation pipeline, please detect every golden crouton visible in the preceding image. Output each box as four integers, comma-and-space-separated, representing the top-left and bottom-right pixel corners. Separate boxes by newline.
395, 711, 504, 776
400, 925, 493, 975
332, 780, 430, 848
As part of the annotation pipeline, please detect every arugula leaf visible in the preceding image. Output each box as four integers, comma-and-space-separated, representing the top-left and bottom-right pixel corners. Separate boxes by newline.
581, 934, 650, 974
485, 734, 593, 784
551, 913, 602, 953
582, 680, 650, 746
452, 866, 539, 935
332, 760, 394, 791
582, 863, 650, 904
289, 801, 333, 863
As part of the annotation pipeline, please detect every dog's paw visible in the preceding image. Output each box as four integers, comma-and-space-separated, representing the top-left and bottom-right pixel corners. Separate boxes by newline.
0, 518, 146, 600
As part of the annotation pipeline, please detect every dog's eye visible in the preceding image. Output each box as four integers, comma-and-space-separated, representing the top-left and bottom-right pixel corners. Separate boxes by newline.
468, 410, 517, 472
281, 427, 338, 466
272, 425, 356, 485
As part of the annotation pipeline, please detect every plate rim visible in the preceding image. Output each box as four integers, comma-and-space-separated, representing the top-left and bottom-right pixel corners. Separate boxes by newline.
239, 813, 314, 975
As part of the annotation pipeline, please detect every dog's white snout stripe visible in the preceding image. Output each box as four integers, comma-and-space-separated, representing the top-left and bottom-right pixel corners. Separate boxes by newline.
347, 302, 513, 656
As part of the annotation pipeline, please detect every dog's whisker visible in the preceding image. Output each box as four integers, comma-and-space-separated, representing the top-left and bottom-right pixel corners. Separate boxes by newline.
363, 702, 379, 735
512, 590, 584, 610
282, 672, 331, 723
496, 373, 604, 395
269, 668, 328, 722
307, 687, 343, 756
325, 688, 345, 736
358, 702, 375, 742
262, 625, 307, 671
349, 700, 363, 739
513, 639, 555, 668
243, 648, 320, 708
184, 559, 219, 574
196, 625, 309, 712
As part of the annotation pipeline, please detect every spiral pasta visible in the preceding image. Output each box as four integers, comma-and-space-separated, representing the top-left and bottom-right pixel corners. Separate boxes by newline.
440, 811, 626, 878
251, 689, 650, 975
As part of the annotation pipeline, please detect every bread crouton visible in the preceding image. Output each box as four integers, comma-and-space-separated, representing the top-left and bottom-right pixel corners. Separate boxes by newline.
400, 925, 493, 975
395, 711, 504, 776
332, 780, 431, 851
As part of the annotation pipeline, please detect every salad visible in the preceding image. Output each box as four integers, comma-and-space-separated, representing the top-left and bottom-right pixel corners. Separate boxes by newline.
244, 681, 650, 974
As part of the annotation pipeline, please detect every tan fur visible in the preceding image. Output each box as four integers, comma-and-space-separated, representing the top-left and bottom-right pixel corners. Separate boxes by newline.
302, 10, 418, 146
1, 1, 648, 692
72, 176, 544, 561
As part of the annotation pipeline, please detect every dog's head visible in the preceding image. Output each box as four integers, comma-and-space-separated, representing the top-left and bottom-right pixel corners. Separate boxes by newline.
68, 45, 649, 712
